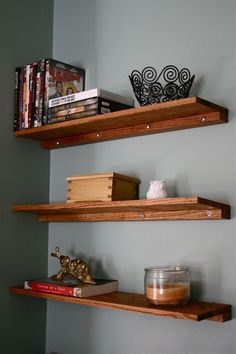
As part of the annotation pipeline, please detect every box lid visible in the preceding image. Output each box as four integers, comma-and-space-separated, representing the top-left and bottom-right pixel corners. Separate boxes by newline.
66, 172, 140, 184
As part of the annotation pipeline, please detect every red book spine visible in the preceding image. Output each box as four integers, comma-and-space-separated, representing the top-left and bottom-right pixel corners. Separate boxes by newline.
24, 64, 31, 128
30, 281, 73, 296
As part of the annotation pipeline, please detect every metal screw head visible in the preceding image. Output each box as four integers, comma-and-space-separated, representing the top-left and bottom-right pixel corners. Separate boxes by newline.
146, 124, 151, 129
96, 132, 100, 137
207, 211, 212, 217
201, 116, 206, 122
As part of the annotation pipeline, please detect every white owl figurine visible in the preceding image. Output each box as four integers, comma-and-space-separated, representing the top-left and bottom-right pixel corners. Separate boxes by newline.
146, 180, 167, 199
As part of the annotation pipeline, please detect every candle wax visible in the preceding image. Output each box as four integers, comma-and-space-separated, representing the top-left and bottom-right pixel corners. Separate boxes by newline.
146, 282, 189, 306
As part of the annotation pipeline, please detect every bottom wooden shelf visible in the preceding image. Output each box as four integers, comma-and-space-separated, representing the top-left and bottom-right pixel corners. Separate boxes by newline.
10, 287, 231, 323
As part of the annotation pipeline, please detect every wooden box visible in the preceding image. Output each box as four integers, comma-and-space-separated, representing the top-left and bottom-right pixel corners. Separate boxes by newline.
66, 172, 140, 203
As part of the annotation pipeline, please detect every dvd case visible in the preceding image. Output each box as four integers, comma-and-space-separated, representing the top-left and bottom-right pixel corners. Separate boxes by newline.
49, 88, 133, 108
43, 58, 85, 124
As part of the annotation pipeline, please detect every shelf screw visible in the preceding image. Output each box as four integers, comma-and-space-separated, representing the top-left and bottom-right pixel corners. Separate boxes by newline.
56, 141, 60, 145
96, 132, 100, 137
146, 124, 151, 129
207, 211, 212, 217
201, 116, 206, 122
139, 213, 145, 220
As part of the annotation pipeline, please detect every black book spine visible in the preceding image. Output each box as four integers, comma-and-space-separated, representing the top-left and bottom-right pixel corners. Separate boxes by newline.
97, 97, 133, 114
13, 67, 21, 131
38, 59, 45, 127
30, 62, 39, 128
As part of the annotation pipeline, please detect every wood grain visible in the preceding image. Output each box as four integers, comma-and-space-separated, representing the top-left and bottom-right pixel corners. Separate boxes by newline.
66, 172, 140, 203
14, 97, 228, 149
11, 197, 230, 222
9, 287, 231, 322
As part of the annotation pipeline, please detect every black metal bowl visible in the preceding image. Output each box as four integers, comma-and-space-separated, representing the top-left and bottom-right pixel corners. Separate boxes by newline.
129, 65, 195, 106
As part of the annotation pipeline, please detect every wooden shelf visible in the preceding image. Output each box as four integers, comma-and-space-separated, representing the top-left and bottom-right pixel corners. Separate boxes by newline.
14, 97, 228, 149
11, 196, 230, 222
9, 287, 231, 322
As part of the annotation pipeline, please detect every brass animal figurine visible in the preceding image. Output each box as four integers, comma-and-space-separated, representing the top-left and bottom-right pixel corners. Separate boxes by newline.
51, 247, 96, 284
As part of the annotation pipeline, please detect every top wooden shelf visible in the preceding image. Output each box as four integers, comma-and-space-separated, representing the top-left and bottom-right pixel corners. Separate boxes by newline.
14, 97, 228, 149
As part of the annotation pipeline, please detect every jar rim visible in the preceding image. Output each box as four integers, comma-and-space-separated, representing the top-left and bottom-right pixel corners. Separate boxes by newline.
144, 266, 189, 273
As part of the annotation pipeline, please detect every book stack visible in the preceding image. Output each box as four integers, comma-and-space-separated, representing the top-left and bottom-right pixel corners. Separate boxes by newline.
47, 88, 134, 124
14, 58, 85, 131
24, 277, 118, 298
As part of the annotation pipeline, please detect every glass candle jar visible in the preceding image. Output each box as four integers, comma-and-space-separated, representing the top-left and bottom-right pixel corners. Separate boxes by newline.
144, 266, 190, 306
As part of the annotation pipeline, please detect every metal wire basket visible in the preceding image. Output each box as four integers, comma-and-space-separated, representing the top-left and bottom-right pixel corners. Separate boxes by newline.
129, 65, 195, 106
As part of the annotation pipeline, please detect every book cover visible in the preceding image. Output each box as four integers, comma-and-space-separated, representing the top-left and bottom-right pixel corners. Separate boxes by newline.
24, 277, 118, 298
49, 88, 134, 108
43, 58, 85, 124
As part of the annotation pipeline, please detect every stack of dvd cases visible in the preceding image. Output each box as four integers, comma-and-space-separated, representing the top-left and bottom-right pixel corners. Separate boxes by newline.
14, 58, 85, 131
47, 88, 134, 124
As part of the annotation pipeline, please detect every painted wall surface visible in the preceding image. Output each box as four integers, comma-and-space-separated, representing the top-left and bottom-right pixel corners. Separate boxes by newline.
0, 1, 53, 353
47, 1, 236, 353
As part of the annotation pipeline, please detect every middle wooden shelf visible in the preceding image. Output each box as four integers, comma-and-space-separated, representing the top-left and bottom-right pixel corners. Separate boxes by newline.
11, 196, 230, 222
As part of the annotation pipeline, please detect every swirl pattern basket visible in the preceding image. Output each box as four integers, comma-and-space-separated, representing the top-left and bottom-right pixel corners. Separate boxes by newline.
129, 65, 195, 106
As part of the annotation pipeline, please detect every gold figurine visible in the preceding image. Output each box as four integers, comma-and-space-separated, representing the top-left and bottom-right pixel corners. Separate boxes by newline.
51, 247, 96, 284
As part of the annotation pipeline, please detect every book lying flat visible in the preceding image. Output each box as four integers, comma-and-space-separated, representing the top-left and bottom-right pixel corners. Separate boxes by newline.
24, 277, 118, 298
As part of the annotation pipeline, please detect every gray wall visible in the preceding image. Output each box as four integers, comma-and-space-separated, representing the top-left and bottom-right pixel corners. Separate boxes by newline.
0, 1, 53, 353
47, 0, 236, 353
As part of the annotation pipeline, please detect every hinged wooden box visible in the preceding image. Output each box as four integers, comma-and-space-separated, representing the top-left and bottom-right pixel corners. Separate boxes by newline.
66, 172, 140, 203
